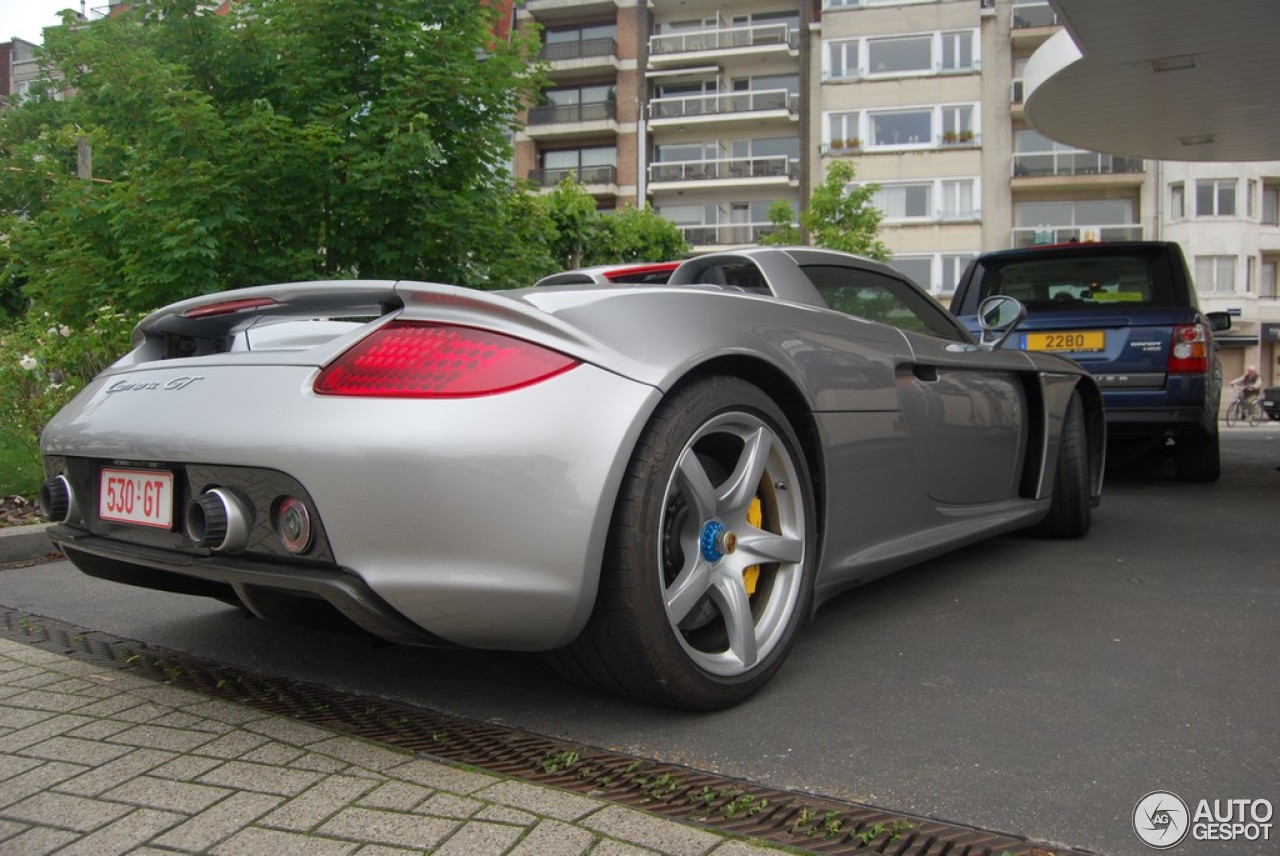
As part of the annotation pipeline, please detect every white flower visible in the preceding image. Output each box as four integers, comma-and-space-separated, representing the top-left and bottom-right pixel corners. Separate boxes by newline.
19, 354, 38, 371
59, 325, 72, 337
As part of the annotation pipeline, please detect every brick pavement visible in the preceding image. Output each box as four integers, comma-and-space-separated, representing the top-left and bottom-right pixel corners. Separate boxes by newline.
0, 637, 795, 855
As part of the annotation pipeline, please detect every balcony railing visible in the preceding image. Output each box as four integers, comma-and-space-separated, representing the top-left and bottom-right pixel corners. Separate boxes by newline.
1013, 225, 1143, 247
649, 155, 797, 183
528, 165, 618, 187
1013, 151, 1144, 177
649, 89, 795, 121
538, 37, 617, 63
649, 22, 797, 56
1012, 1, 1060, 29
679, 221, 789, 246
527, 100, 616, 125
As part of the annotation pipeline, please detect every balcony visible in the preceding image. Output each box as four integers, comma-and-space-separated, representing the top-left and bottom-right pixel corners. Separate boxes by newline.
539, 38, 616, 63
648, 89, 797, 128
1012, 151, 1145, 186
649, 155, 797, 188
1011, 1, 1061, 46
648, 23, 798, 67
1012, 1, 1060, 29
679, 221, 789, 248
538, 38, 618, 79
524, 100, 617, 140
1012, 225, 1143, 247
528, 165, 618, 188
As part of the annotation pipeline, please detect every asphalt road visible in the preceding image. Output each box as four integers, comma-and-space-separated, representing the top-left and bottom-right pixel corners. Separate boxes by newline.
3, 428, 1278, 856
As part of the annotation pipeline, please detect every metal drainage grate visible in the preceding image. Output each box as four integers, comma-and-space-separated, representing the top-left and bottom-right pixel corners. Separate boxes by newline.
1, 607, 1097, 856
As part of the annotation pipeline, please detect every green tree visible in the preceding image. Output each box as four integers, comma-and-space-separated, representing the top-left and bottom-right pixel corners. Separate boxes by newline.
760, 161, 889, 261
0, 0, 544, 322
588, 205, 688, 266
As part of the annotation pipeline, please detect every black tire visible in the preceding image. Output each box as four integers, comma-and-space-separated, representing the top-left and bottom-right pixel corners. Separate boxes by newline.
547, 377, 816, 710
1225, 401, 1240, 428
1029, 390, 1091, 538
1174, 428, 1221, 482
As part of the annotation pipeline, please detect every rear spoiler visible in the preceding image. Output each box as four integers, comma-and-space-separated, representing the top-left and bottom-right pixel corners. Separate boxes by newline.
132, 281, 403, 360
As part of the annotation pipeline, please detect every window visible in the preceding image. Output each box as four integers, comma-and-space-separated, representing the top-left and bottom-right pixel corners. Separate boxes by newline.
941, 31, 975, 71
869, 108, 932, 147
1195, 256, 1237, 293
1169, 183, 1185, 219
826, 111, 860, 146
1264, 185, 1280, 225
541, 146, 616, 184
941, 254, 977, 292
1247, 180, 1258, 218
826, 39, 859, 80
940, 180, 977, 220
801, 264, 965, 340
867, 35, 932, 75
1196, 179, 1236, 217
888, 257, 935, 291
941, 105, 975, 138
873, 182, 932, 220
1013, 199, 1137, 245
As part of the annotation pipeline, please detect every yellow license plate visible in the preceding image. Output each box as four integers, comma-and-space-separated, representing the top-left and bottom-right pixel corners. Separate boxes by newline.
1022, 331, 1105, 353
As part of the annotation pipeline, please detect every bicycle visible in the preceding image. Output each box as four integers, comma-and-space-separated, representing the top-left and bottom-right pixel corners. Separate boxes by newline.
1225, 386, 1262, 427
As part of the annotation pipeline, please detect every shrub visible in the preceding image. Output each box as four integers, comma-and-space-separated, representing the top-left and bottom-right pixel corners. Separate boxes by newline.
0, 306, 141, 493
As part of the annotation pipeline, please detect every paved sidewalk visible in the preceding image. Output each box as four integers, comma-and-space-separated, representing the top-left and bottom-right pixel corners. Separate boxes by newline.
0, 637, 795, 855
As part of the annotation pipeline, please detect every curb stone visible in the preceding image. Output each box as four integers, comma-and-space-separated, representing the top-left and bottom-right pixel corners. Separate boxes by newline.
0, 523, 52, 563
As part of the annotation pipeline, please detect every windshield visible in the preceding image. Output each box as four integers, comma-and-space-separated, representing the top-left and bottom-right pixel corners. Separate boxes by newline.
975, 248, 1176, 309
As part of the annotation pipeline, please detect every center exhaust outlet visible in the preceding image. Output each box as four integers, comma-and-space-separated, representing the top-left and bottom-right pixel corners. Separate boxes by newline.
186, 488, 251, 553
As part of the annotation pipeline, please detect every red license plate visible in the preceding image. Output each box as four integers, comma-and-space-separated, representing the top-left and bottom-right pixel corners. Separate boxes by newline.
99, 468, 174, 528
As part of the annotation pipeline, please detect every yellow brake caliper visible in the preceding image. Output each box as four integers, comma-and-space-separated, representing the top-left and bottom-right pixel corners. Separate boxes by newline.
743, 497, 762, 596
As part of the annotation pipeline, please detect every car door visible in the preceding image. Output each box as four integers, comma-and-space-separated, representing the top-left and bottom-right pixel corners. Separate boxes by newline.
801, 263, 1030, 505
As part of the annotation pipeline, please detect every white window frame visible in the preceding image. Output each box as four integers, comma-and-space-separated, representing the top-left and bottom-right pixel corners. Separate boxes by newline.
1169, 182, 1186, 220
867, 107, 934, 150
825, 39, 859, 81
1194, 255, 1237, 293
866, 34, 933, 77
1195, 179, 1237, 217
940, 30, 978, 72
824, 111, 862, 148
871, 181, 934, 221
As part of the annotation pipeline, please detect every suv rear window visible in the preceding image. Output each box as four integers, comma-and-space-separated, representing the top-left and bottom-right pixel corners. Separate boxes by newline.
973, 247, 1177, 309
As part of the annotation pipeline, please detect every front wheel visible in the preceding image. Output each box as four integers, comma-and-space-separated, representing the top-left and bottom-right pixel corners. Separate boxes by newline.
1225, 400, 1241, 427
548, 377, 816, 710
1029, 389, 1091, 538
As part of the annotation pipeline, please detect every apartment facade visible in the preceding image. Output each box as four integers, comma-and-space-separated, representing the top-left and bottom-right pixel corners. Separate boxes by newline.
516, 0, 1279, 386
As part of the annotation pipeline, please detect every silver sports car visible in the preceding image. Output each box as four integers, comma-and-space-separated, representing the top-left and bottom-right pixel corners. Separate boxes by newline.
39, 247, 1105, 709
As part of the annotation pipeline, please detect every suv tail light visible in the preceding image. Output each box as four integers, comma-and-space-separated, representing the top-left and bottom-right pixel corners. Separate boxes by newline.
1167, 322, 1209, 374
314, 321, 578, 398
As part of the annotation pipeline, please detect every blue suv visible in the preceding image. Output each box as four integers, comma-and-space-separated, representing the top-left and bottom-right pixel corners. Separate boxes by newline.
950, 242, 1230, 481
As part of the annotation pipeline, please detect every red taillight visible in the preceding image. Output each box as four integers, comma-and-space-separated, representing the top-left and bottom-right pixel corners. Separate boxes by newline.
183, 297, 280, 319
313, 321, 579, 398
1167, 322, 1209, 373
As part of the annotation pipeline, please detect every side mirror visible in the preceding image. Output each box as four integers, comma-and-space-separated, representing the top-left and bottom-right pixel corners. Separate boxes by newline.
1205, 311, 1232, 332
977, 295, 1027, 351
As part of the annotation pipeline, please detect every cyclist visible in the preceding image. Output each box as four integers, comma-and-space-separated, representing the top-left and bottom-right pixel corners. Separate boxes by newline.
1229, 364, 1262, 411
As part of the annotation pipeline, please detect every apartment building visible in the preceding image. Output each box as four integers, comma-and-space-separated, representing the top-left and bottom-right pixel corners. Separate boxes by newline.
515, 0, 1278, 383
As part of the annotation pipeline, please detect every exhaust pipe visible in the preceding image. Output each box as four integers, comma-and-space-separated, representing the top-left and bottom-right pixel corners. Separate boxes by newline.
186, 488, 251, 553
38, 475, 76, 523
